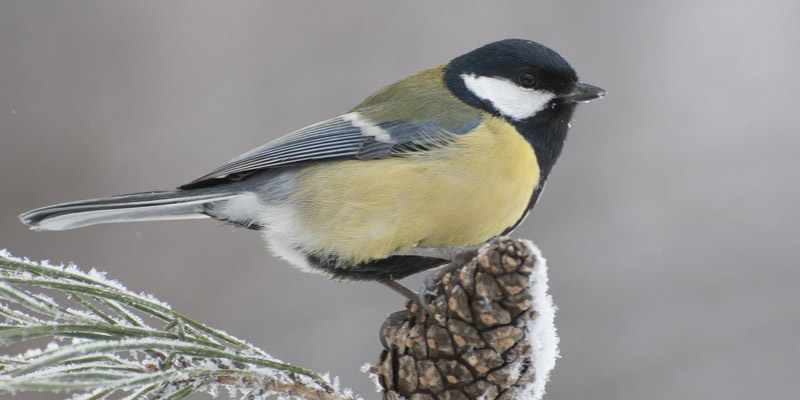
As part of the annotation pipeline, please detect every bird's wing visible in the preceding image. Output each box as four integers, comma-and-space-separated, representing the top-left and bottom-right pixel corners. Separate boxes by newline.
186, 99, 482, 185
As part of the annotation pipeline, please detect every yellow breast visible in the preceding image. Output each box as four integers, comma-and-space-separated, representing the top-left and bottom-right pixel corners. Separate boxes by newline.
288, 115, 540, 263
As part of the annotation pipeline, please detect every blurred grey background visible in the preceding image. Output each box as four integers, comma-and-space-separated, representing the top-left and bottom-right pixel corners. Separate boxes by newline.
1, 1, 799, 399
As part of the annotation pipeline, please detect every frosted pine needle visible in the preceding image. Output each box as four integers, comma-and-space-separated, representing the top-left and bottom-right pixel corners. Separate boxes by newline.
0, 250, 359, 400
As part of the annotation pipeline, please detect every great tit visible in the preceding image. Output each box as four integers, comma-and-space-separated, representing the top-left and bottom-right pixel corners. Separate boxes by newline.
20, 39, 604, 283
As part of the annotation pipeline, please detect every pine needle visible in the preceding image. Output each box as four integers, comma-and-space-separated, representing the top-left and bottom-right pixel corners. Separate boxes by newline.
0, 250, 359, 400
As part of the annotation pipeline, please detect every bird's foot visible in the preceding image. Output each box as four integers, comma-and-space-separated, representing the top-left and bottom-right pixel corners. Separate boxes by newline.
416, 246, 482, 313
380, 243, 483, 304
379, 310, 411, 350
382, 241, 494, 316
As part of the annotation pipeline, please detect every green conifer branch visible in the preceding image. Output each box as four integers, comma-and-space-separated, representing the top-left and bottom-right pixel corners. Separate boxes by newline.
0, 251, 359, 400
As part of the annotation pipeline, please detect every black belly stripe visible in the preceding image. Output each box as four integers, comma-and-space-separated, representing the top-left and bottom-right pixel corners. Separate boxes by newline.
305, 253, 446, 281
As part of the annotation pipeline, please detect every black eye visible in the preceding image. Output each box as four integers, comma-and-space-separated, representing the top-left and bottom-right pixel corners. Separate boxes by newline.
517, 72, 537, 88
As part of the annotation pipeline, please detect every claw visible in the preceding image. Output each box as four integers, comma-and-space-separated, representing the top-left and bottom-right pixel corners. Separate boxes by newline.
416, 261, 466, 314
380, 310, 410, 350
417, 272, 440, 314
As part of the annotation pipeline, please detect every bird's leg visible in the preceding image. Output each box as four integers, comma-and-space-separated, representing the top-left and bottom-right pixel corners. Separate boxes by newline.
380, 246, 480, 308
379, 278, 417, 301
385, 240, 500, 314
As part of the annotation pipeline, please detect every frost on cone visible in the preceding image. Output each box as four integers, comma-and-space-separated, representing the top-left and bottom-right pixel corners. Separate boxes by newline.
369, 238, 558, 400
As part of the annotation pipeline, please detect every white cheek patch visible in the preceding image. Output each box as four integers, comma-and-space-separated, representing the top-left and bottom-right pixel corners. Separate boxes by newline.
461, 74, 555, 120
341, 112, 393, 143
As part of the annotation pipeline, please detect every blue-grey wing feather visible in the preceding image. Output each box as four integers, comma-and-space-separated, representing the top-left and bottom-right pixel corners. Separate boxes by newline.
188, 111, 482, 184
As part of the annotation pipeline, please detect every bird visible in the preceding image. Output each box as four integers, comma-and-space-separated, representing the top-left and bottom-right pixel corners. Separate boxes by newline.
19, 39, 604, 295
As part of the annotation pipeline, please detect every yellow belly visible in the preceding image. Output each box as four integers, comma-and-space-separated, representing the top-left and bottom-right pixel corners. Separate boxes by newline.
288, 115, 540, 263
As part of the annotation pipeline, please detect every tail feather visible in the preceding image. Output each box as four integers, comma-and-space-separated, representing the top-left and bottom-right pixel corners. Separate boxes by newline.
19, 190, 233, 231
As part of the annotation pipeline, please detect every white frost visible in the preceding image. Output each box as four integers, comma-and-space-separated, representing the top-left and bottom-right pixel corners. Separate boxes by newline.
519, 240, 559, 400
1, 249, 364, 400
360, 363, 383, 393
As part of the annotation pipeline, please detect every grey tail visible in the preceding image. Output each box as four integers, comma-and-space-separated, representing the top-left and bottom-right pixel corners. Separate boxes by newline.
19, 189, 235, 231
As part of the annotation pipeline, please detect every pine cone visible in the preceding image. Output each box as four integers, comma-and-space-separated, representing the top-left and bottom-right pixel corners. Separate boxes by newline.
369, 238, 557, 400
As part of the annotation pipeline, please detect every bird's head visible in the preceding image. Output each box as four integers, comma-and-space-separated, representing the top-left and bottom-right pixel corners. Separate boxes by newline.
444, 39, 605, 121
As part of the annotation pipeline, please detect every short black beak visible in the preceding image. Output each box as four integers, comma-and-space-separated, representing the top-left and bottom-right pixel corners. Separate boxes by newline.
558, 82, 606, 103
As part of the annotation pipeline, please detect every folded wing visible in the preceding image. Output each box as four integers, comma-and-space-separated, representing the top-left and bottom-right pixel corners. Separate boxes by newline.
185, 107, 482, 186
